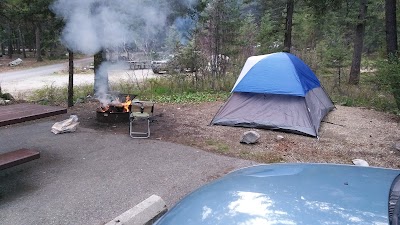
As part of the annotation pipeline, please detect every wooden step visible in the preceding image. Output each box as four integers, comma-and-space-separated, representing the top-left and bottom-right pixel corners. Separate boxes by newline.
0, 148, 40, 170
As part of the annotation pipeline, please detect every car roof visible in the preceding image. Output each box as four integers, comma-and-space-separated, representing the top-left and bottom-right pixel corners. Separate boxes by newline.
156, 163, 400, 225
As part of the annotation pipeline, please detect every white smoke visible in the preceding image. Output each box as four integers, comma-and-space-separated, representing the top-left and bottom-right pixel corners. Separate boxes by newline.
50, 0, 170, 55
50, 0, 198, 104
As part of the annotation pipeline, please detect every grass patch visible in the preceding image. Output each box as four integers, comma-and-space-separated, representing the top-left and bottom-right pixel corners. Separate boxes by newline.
231, 150, 285, 163
205, 140, 230, 154
29, 83, 94, 105
249, 152, 285, 163
319, 70, 399, 114
27, 63, 399, 115
109, 75, 231, 103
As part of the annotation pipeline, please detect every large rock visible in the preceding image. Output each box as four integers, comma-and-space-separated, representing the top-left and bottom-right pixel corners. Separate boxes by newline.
240, 131, 260, 144
393, 142, 400, 152
1, 92, 14, 101
8, 58, 23, 66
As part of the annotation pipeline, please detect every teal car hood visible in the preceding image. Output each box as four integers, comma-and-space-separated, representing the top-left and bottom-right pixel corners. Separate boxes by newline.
156, 163, 400, 225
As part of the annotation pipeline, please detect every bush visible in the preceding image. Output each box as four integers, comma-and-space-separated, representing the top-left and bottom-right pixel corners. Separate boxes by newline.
375, 57, 400, 111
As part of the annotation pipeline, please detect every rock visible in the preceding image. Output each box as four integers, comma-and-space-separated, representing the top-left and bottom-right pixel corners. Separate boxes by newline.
8, 58, 23, 66
352, 159, 369, 167
240, 131, 260, 144
1, 92, 15, 101
393, 142, 400, 152
276, 135, 284, 141
75, 97, 85, 104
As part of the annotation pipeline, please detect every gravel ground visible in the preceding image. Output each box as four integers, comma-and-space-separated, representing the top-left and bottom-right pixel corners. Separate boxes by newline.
2, 56, 400, 169
65, 100, 400, 169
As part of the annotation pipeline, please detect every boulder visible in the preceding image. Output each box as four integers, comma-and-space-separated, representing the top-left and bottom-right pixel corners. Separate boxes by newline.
8, 58, 23, 66
393, 142, 400, 152
1, 92, 14, 101
240, 131, 260, 144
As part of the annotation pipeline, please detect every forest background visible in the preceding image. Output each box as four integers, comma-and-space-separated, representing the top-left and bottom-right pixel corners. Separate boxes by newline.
0, 0, 399, 114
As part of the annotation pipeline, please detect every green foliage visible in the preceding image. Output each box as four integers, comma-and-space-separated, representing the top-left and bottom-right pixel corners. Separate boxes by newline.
237, 14, 257, 59
304, 0, 344, 16
167, 39, 205, 73
257, 13, 282, 54
375, 57, 400, 111
205, 139, 230, 154
4, 0, 400, 116
319, 68, 399, 114
113, 74, 232, 103
29, 84, 94, 105
363, 1, 385, 54
292, 7, 317, 49
152, 92, 229, 103
29, 83, 65, 105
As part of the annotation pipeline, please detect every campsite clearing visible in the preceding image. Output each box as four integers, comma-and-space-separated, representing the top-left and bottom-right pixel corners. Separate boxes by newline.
62, 100, 400, 169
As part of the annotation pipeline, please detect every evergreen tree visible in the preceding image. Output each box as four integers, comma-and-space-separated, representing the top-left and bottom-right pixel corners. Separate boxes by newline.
349, 0, 368, 85
257, 13, 282, 54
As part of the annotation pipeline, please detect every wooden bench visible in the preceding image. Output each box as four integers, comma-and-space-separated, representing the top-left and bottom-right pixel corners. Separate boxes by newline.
0, 148, 40, 170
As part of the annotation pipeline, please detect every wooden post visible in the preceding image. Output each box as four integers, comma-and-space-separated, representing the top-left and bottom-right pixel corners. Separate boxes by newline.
68, 50, 74, 107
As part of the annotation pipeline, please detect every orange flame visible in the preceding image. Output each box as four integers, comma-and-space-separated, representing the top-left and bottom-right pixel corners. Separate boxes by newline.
122, 95, 132, 112
98, 95, 132, 113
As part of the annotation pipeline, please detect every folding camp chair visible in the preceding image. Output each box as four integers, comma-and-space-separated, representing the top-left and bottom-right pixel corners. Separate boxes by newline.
129, 101, 155, 138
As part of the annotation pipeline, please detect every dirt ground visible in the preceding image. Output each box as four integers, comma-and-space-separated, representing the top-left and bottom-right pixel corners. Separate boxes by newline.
0, 55, 66, 73
2, 55, 400, 169
62, 99, 400, 169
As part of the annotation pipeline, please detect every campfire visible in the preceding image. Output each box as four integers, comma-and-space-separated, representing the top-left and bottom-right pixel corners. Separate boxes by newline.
96, 93, 136, 123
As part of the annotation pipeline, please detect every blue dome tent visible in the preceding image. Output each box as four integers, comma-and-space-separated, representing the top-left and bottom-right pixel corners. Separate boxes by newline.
211, 52, 335, 137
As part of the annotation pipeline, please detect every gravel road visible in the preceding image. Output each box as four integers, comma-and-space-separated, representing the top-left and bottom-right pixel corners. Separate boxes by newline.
0, 59, 157, 97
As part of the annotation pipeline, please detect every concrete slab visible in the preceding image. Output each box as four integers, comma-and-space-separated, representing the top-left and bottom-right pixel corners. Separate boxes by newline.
0, 120, 257, 225
0, 103, 67, 127
105, 195, 167, 225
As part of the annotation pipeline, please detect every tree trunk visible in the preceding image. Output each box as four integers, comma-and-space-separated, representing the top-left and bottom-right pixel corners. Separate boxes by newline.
283, 0, 294, 53
94, 50, 105, 73
68, 50, 74, 107
7, 23, 13, 59
348, 0, 367, 85
18, 27, 26, 58
1, 43, 5, 56
385, 0, 398, 56
385, 0, 399, 110
16, 32, 21, 55
35, 24, 43, 62
94, 50, 108, 94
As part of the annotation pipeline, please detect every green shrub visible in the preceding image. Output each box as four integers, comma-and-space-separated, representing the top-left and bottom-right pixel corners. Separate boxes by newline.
375, 58, 400, 111
29, 83, 94, 105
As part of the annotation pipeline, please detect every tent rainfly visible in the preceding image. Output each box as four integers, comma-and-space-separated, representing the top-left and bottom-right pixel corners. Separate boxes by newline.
211, 52, 335, 138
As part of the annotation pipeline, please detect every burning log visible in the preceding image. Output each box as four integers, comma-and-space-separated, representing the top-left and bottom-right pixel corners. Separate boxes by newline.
96, 93, 136, 123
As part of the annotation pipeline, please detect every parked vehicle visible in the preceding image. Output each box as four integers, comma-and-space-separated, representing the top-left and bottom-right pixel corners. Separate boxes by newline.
151, 60, 169, 74
155, 163, 400, 225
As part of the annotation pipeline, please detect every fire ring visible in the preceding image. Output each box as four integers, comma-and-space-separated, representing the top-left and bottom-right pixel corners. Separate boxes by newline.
95, 93, 136, 123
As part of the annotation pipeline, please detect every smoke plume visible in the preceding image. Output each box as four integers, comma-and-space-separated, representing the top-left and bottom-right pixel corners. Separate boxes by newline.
50, 0, 197, 103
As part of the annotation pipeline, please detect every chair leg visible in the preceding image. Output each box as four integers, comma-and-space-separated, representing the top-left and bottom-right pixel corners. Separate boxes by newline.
146, 118, 150, 138
129, 117, 151, 138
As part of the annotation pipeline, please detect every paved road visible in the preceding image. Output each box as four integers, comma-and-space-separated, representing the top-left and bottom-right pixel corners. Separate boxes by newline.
0, 58, 157, 97
0, 119, 257, 225
0, 58, 93, 82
